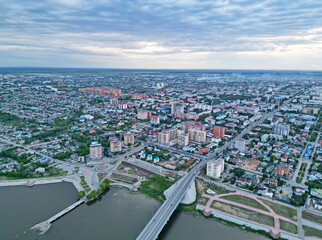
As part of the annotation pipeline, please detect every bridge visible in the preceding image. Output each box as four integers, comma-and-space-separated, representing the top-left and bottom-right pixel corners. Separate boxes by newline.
136, 160, 206, 240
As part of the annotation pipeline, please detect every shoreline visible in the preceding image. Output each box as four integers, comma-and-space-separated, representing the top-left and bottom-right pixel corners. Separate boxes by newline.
0, 175, 83, 192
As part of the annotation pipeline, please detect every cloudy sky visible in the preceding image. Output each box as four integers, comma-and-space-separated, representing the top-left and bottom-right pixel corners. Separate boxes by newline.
1, 0, 322, 70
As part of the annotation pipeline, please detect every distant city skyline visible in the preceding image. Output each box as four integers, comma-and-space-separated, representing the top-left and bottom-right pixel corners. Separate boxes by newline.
1, 0, 322, 70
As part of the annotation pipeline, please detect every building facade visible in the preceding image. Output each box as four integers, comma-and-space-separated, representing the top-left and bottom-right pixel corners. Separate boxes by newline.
183, 121, 206, 133
124, 132, 135, 145
206, 158, 224, 178
171, 102, 185, 115
178, 134, 189, 146
110, 140, 122, 152
158, 128, 178, 145
272, 123, 290, 136
188, 128, 206, 143
89, 142, 103, 160
213, 126, 226, 138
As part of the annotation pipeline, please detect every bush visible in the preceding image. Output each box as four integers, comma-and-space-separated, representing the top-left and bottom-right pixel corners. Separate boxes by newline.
77, 191, 85, 198
86, 190, 98, 200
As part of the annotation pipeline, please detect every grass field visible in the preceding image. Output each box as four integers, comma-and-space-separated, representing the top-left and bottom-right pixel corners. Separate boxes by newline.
280, 220, 297, 234
211, 200, 274, 227
198, 197, 209, 206
139, 174, 173, 201
302, 211, 322, 225
220, 195, 268, 211
262, 199, 297, 221
196, 179, 232, 195
303, 225, 322, 238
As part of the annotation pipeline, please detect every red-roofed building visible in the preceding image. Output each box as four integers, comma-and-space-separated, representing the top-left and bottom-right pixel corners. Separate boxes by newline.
197, 147, 210, 155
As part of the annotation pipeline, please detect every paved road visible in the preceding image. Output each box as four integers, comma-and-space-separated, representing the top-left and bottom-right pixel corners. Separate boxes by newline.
302, 218, 322, 229
290, 126, 321, 187
301, 128, 321, 184
297, 208, 305, 239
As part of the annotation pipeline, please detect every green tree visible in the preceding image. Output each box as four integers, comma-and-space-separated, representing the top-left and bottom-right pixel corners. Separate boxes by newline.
77, 191, 85, 198
232, 168, 245, 177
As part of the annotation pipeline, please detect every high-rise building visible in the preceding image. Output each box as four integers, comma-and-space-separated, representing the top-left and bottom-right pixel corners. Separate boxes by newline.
150, 115, 160, 125
137, 110, 152, 120
178, 134, 189, 146
272, 123, 290, 136
235, 139, 246, 153
158, 128, 178, 145
206, 158, 224, 178
213, 126, 226, 138
118, 103, 128, 109
188, 128, 206, 143
124, 132, 135, 145
89, 142, 103, 160
171, 102, 185, 115
183, 121, 206, 133
110, 139, 122, 153
158, 131, 170, 145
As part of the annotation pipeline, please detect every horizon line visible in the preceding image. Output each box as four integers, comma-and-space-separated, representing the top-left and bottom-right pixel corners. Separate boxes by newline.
0, 66, 322, 72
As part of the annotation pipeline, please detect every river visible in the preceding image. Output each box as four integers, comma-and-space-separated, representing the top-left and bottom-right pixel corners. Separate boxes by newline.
0, 183, 269, 240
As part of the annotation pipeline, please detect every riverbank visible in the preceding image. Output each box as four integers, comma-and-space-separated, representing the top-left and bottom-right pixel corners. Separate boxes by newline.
0, 175, 83, 191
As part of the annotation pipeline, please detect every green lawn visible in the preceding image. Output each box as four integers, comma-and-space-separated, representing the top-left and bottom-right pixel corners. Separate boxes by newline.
303, 225, 322, 238
296, 176, 303, 183
280, 220, 297, 234
198, 197, 209, 206
221, 195, 268, 211
139, 174, 173, 201
302, 211, 322, 225
262, 199, 297, 221
195, 179, 232, 198
80, 176, 91, 192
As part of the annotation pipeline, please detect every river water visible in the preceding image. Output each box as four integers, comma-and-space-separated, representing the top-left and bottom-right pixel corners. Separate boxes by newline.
0, 183, 268, 240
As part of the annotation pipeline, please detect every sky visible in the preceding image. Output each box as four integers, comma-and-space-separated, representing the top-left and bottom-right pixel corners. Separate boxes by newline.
1, 0, 322, 70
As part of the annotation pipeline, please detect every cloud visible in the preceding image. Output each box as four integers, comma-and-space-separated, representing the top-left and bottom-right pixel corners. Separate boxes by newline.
0, 0, 322, 69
